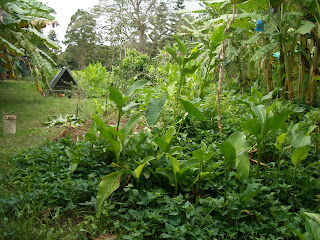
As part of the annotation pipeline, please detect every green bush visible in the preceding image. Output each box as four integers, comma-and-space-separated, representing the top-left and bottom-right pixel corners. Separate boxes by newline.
78, 62, 110, 98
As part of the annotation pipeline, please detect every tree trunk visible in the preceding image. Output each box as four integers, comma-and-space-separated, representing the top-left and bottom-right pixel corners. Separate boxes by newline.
217, 3, 236, 135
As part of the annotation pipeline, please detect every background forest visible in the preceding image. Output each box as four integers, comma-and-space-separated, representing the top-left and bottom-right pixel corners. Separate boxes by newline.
1, 0, 320, 239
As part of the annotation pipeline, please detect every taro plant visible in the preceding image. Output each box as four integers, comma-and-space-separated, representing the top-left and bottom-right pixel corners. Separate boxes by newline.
241, 91, 303, 175
191, 142, 216, 202
96, 156, 155, 218
288, 124, 314, 184
108, 80, 148, 130
85, 115, 142, 165
217, 131, 251, 203
85, 80, 148, 164
274, 132, 288, 175
288, 212, 320, 240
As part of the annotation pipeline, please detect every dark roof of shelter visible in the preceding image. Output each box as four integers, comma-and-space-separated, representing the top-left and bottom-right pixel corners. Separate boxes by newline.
49, 67, 78, 89
45, 67, 78, 95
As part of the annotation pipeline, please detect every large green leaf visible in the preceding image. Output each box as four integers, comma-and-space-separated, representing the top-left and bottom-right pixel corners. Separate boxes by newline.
124, 80, 148, 97
238, 0, 268, 11
184, 44, 201, 64
108, 86, 124, 110
180, 159, 199, 169
251, 42, 278, 61
226, 132, 248, 155
292, 134, 311, 149
274, 133, 287, 152
182, 65, 199, 75
306, 125, 318, 136
304, 212, 320, 226
167, 154, 180, 175
291, 145, 311, 168
0, 37, 23, 55
27, 27, 60, 49
210, 24, 226, 50
287, 226, 307, 240
154, 137, 168, 152
236, 153, 250, 179
165, 46, 181, 65
247, 34, 262, 44
192, 149, 213, 164
242, 118, 261, 137
297, 21, 316, 35
133, 156, 155, 181
165, 126, 176, 144
217, 141, 236, 166
157, 168, 174, 186
96, 171, 122, 218
99, 128, 122, 163
179, 98, 206, 120
87, 115, 106, 135
146, 94, 167, 127
122, 101, 140, 112
305, 219, 320, 240
265, 111, 292, 132
173, 35, 187, 57
122, 113, 143, 139
251, 104, 267, 125
65, 148, 78, 161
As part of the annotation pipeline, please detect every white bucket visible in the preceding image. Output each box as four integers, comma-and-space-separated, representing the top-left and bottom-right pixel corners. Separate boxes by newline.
3, 115, 17, 134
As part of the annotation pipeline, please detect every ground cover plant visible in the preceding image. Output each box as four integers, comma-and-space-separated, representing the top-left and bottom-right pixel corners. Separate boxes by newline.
1, 0, 320, 239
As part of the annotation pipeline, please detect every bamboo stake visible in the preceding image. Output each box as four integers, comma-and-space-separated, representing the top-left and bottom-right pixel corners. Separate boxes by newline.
217, 3, 236, 135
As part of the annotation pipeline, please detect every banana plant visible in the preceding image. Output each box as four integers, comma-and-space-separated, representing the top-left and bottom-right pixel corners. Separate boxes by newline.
165, 35, 201, 98
96, 156, 155, 218
217, 132, 251, 203
0, 0, 59, 93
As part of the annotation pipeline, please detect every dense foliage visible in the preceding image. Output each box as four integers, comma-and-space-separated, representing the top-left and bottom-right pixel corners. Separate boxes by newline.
0, 0, 59, 92
1, 0, 320, 239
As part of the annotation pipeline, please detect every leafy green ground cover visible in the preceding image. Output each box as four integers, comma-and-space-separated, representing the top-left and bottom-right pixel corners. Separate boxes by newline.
1, 79, 320, 239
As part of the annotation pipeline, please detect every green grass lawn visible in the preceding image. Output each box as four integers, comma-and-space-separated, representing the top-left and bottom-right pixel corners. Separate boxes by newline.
0, 80, 97, 160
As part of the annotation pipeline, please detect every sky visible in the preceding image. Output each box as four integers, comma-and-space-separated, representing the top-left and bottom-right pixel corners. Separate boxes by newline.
40, 0, 100, 48
40, 0, 201, 50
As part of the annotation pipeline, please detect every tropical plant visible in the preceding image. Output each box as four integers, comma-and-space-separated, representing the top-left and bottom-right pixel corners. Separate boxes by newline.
0, 0, 59, 93
165, 35, 201, 99
241, 89, 303, 175
217, 131, 251, 203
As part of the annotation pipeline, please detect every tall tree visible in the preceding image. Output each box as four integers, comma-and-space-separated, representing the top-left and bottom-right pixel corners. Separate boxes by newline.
95, 0, 157, 54
64, 9, 100, 70
94, 0, 185, 56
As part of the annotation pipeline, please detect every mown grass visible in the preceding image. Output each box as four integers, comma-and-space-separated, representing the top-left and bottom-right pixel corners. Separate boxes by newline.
0, 80, 105, 240
0, 80, 97, 159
